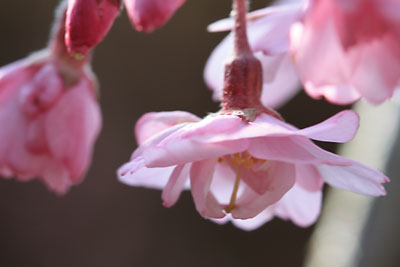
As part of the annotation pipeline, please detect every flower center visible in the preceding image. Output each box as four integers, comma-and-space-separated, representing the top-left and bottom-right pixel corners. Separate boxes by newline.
218, 151, 266, 169
219, 151, 267, 213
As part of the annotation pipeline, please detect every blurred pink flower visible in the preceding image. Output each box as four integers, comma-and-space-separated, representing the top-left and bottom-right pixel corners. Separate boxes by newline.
206, 0, 400, 106
65, 0, 121, 57
0, 52, 101, 194
124, 0, 185, 33
118, 110, 387, 230
292, 0, 400, 104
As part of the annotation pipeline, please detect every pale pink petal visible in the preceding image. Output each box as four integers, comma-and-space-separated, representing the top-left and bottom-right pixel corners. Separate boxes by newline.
231, 209, 275, 231
144, 139, 249, 168
118, 156, 175, 189
349, 36, 400, 104
241, 160, 291, 195
317, 159, 388, 196
143, 115, 251, 167
295, 164, 324, 192
198, 113, 296, 143
249, 3, 305, 55
259, 54, 300, 108
135, 111, 201, 145
162, 164, 190, 207
132, 122, 189, 158
209, 161, 237, 205
297, 110, 359, 142
291, 18, 362, 104
232, 162, 295, 219
190, 159, 225, 218
275, 183, 322, 227
248, 136, 343, 164
203, 33, 233, 101
210, 210, 275, 231
292, 0, 400, 105
198, 111, 357, 144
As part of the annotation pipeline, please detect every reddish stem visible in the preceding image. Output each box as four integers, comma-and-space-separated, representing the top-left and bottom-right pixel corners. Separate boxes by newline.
221, 0, 263, 111
233, 0, 252, 55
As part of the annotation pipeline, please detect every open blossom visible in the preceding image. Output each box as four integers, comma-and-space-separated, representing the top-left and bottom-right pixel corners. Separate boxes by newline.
0, 53, 101, 194
206, 0, 400, 106
124, 0, 185, 33
118, 110, 387, 230
291, 0, 400, 104
65, 0, 121, 57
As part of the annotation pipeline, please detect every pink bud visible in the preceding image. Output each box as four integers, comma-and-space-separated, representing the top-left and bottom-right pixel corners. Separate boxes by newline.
65, 0, 121, 56
124, 0, 185, 33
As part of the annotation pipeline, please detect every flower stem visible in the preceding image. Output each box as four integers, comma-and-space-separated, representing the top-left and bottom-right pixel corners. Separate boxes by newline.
233, 0, 251, 55
221, 0, 263, 112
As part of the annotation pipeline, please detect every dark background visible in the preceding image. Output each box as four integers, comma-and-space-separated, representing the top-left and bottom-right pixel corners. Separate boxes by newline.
0, 1, 395, 267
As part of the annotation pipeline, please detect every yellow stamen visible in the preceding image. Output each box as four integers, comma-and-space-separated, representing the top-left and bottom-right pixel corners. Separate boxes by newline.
225, 166, 241, 213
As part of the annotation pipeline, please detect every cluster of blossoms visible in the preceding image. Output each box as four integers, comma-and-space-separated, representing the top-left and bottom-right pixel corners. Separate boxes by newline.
1, 0, 398, 230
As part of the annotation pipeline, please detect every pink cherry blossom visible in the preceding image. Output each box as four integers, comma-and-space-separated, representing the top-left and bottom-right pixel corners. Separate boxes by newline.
291, 0, 400, 104
0, 51, 101, 194
65, 0, 121, 56
204, 3, 304, 109
124, 0, 185, 33
118, 110, 387, 230
206, 0, 400, 106
0, 52, 101, 194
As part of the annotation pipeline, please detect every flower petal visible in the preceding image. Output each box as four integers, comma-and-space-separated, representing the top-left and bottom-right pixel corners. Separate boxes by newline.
274, 183, 322, 227
295, 164, 324, 191
135, 111, 201, 145
118, 156, 175, 189
241, 160, 290, 195
46, 79, 101, 183
248, 135, 345, 164
231, 209, 275, 231
210, 210, 275, 231
162, 164, 190, 207
143, 115, 250, 167
259, 54, 300, 109
317, 159, 388, 196
232, 162, 295, 219
190, 159, 225, 218
297, 110, 359, 142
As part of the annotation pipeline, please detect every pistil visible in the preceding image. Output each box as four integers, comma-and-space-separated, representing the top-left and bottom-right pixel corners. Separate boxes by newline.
225, 166, 241, 213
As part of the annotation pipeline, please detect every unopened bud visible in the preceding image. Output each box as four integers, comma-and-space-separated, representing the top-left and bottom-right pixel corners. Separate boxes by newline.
124, 0, 185, 33
65, 0, 121, 56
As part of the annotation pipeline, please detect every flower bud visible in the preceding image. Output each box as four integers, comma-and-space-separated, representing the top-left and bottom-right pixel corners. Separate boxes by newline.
65, 0, 121, 57
124, 0, 185, 33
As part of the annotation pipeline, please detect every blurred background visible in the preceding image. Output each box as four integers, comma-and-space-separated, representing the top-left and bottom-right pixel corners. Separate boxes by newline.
0, 1, 398, 266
